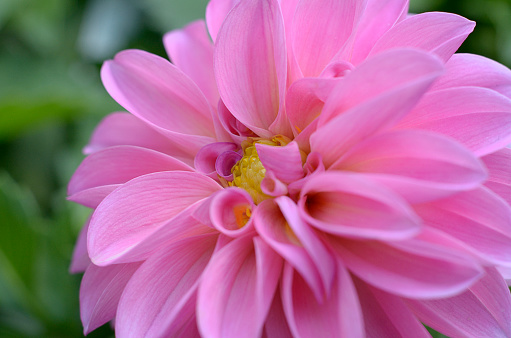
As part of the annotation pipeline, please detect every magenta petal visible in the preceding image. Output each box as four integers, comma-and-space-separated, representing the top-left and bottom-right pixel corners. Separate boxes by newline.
115, 235, 217, 337
163, 20, 219, 107
194, 142, 238, 178
311, 49, 444, 167
101, 50, 216, 153
330, 231, 484, 299
281, 261, 364, 338
70, 218, 91, 273
300, 171, 421, 240
214, 0, 286, 137
263, 289, 293, 338
291, 0, 363, 77
415, 187, 511, 266
369, 12, 475, 62
254, 199, 331, 301
80, 262, 142, 334
197, 235, 283, 338
88, 171, 222, 265
256, 142, 304, 184
407, 268, 511, 337
209, 187, 255, 237
398, 87, 511, 157
68, 145, 192, 196
353, 277, 430, 337
431, 53, 511, 98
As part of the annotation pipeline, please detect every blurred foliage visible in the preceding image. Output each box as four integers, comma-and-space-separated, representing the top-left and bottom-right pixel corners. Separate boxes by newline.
0, 0, 509, 337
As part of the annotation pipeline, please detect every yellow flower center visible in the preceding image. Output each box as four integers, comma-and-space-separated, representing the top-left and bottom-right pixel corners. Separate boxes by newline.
229, 135, 291, 204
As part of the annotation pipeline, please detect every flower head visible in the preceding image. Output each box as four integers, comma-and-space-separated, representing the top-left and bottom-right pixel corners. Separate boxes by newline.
69, 0, 511, 336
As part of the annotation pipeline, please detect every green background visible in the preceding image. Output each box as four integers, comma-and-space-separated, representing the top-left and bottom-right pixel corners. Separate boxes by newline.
0, 0, 509, 337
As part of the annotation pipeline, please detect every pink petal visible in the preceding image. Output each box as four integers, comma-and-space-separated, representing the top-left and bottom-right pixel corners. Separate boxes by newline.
88, 171, 222, 265
482, 148, 511, 204
197, 235, 283, 338
68, 185, 119, 209
70, 218, 91, 273
406, 267, 511, 337
254, 198, 334, 301
205, 0, 240, 42
263, 289, 293, 338
101, 50, 216, 153
397, 87, 511, 157
431, 53, 511, 98
194, 142, 238, 178
353, 277, 430, 337
369, 12, 475, 62
330, 231, 484, 299
339, 0, 409, 64
164, 20, 219, 108
261, 171, 288, 197
281, 261, 364, 338
115, 235, 217, 337
291, 0, 363, 77
256, 142, 304, 184
83, 112, 186, 159
80, 262, 142, 334
299, 171, 421, 240
209, 188, 255, 237
214, 0, 287, 137
311, 49, 444, 167
334, 130, 488, 202
415, 187, 511, 266
68, 145, 192, 196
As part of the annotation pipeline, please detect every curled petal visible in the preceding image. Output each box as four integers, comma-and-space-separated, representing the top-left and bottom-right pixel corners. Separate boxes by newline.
115, 235, 217, 337
80, 262, 142, 335
256, 141, 304, 184
209, 188, 255, 237
300, 171, 421, 240
194, 142, 238, 178
88, 171, 222, 265
197, 235, 283, 338
261, 171, 288, 197
369, 12, 475, 62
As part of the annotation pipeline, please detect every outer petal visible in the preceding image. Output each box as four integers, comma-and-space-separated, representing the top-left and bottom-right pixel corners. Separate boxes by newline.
263, 289, 293, 338
311, 49, 444, 167
83, 112, 184, 158
415, 187, 511, 266
291, 0, 365, 77
101, 50, 216, 153
197, 235, 283, 338
205, 0, 240, 42
164, 20, 219, 107
70, 218, 91, 273
397, 87, 511, 157
406, 268, 511, 337
115, 235, 217, 338
353, 277, 430, 338
329, 230, 484, 299
431, 53, 511, 98
68, 185, 119, 209
299, 171, 422, 240
334, 130, 488, 202
88, 171, 222, 265
68, 145, 192, 196
256, 142, 304, 184
482, 148, 511, 204
281, 261, 364, 338
214, 0, 286, 137
369, 12, 475, 62
80, 262, 142, 334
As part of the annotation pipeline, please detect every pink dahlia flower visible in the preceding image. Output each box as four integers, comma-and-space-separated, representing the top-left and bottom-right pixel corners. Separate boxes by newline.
69, 0, 511, 336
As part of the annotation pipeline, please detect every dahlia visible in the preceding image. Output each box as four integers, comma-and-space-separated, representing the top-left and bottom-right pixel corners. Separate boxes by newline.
69, 0, 511, 336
